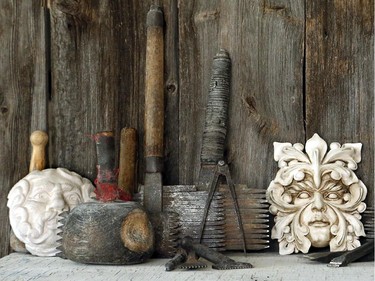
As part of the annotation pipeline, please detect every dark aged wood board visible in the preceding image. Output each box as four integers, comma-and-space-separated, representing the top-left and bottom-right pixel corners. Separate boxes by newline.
48, 0, 136, 181
0, 0, 374, 257
305, 0, 374, 206
0, 1, 48, 258
177, 0, 306, 188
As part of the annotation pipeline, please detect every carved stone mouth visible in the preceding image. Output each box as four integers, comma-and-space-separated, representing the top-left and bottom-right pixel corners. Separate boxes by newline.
309, 221, 330, 227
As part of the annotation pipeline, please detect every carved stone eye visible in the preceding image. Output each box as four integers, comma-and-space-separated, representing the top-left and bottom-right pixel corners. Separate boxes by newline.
297, 191, 311, 199
32, 192, 50, 202
325, 192, 339, 200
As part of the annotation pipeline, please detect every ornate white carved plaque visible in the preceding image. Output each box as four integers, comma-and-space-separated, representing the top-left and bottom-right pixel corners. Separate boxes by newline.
266, 134, 367, 255
7, 168, 95, 256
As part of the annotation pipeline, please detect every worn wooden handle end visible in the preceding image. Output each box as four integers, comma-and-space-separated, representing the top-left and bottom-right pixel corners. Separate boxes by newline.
118, 127, 137, 197
29, 130, 48, 172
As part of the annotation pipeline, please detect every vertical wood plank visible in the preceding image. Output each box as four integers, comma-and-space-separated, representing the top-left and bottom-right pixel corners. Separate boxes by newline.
306, 0, 374, 205
49, 0, 135, 181
0, 1, 47, 258
163, 0, 180, 185
178, 0, 305, 189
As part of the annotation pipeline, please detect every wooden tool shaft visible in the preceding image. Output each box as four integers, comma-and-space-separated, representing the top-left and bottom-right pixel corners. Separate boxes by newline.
144, 5, 164, 172
29, 130, 48, 172
144, 5, 164, 212
118, 128, 137, 196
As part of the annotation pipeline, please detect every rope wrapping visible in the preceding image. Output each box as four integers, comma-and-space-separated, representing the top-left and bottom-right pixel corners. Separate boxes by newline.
201, 50, 231, 164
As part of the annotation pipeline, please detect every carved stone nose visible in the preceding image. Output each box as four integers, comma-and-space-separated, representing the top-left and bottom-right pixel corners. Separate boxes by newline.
46, 185, 66, 211
311, 192, 326, 212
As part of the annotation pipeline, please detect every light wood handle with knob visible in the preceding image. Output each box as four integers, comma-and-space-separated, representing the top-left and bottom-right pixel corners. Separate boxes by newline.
11, 130, 49, 253
29, 130, 48, 172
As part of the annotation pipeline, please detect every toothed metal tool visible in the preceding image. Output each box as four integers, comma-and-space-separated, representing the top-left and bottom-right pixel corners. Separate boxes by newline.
165, 249, 187, 271
165, 248, 207, 271
179, 250, 207, 270
180, 236, 253, 270
197, 50, 246, 253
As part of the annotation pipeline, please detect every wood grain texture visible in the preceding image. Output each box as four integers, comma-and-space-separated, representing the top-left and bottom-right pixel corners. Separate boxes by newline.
178, 0, 306, 188
1, 0, 374, 257
49, 0, 135, 181
306, 0, 374, 205
0, 1, 47, 258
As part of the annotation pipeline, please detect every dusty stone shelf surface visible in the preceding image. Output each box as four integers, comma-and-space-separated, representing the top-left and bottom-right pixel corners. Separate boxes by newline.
0, 252, 373, 281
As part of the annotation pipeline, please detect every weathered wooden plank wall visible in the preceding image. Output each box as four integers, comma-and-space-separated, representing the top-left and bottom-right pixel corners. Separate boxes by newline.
49, 0, 136, 180
306, 0, 374, 206
0, 1, 48, 258
0, 0, 373, 258
178, 0, 306, 188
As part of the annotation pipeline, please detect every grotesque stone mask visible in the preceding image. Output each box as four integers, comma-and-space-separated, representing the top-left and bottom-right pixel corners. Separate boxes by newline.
7, 168, 95, 256
266, 134, 367, 255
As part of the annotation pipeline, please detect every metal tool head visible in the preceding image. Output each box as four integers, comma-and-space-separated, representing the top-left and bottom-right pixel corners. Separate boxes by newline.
55, 211, 69, 258
180, 236, 253, 270
212, 261, 253, 270
165, 247, 207, 271
178, 250, 207, 270
149, 211, 180, 258
303, 251, 345, 263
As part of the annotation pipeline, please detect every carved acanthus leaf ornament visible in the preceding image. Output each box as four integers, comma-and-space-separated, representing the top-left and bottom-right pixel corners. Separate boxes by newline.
266, 134, 367, 255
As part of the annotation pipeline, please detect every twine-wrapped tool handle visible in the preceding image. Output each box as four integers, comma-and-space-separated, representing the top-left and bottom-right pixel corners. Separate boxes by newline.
200, 49, 231, 164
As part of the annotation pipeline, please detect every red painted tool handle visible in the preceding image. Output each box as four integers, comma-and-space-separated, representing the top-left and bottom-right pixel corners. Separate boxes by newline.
94, 131, 118, 201
144, 5, 164, 173
200, 50, 231, 164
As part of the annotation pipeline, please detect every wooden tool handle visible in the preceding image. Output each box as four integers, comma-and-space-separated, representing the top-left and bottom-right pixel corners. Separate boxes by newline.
118, 127, 137, 197
94, 131, 118, 201
144, 5, 164, 172
94, 131, 116, 180
200, 50, 231, 164
29, 130, 48, 172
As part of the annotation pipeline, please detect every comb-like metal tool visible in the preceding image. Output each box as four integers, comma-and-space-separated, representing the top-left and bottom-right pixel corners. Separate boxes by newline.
180, 236, 253, 270
55, 211, 69, 258
165, 248, 207, 271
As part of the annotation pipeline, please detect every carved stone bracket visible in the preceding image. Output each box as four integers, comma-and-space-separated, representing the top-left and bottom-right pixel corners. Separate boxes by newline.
266, 134, 367, 255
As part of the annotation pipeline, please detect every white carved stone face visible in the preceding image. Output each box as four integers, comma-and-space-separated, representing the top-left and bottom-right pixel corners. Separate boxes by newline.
7, 168, 95, 256
266, 134, 367, 255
